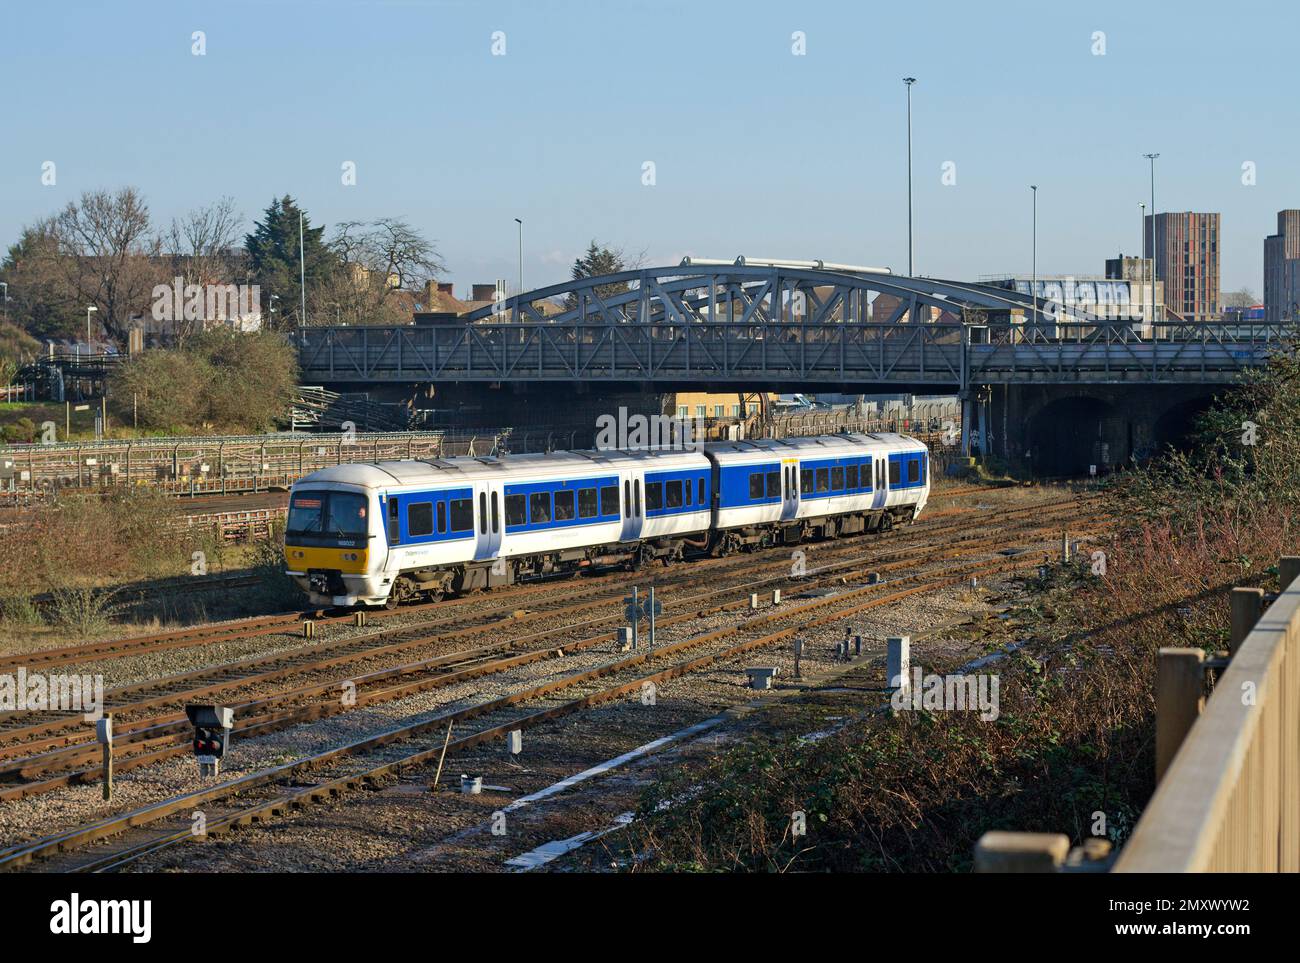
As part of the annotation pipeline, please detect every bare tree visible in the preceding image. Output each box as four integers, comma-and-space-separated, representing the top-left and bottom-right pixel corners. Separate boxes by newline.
1221, 288, 1260, 310
53, 187, 163, 346
324, 218, 446, 324
164, 197, 245, 343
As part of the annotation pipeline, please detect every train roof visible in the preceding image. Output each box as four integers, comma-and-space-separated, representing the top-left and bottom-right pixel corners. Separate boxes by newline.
702, 432, 925, 456
292, 434, 926, 489
295, 445, 708, 488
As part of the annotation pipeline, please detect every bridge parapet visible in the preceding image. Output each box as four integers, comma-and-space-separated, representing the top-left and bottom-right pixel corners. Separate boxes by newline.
297, 320, 1296, 388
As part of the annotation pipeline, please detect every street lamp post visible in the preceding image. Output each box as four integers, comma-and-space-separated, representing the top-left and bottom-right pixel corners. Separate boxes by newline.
1030, 185, 1038, 328
0, 282, 8, 324
903, 78, 917, 276
1139, 202, 1147, 326
514, 218, 523, 297
1143, 153, 1159, 324
86, 305, 98, 346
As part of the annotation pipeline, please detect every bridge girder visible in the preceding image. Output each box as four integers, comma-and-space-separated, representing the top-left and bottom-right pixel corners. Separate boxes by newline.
460, 263, 1074, 326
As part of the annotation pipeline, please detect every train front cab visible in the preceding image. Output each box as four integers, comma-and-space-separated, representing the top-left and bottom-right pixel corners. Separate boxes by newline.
284, 484, 388, 606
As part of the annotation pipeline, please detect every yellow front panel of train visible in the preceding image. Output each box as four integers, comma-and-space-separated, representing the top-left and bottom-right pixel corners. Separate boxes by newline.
285, 545, 370, 574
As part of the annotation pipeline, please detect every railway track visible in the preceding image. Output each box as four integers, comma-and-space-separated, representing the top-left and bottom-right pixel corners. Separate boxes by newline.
0, 509, 1098, 799
0, 494, 1087, 760
0, 544, 1068, 873
0, 482, 998, 677
0, 495, 1106, 869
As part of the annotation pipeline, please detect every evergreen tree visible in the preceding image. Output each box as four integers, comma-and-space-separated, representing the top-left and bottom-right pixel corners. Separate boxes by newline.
566, 241, 636, 310
244, 196, 338, 328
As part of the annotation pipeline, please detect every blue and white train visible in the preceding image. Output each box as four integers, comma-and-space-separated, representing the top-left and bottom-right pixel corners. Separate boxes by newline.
283, 433, 930, 607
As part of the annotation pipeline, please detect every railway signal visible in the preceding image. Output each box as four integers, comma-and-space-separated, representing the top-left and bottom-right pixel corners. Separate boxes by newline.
185, 704, 234, 778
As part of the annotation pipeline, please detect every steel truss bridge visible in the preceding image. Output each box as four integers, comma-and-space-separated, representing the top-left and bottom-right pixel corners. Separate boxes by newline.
297, 263, 1297, 389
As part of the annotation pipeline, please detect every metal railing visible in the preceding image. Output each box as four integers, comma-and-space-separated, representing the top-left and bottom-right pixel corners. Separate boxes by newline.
0, 430, 503, 497
298, 320, 1298, 388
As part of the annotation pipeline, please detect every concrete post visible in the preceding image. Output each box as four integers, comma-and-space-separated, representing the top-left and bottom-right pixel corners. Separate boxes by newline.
1229, 587, 1265, 656
1156, 647, 1205, 782
974, 831, 1069, 873
887, 635, 910, 689
1279, 556, 1300, 592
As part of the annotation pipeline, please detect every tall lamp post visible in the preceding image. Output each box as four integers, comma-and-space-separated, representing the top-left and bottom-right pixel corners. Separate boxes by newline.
85, 305, 98, 347
1143, 153, 1159, 324
1139, 202, 1147, 326
903, 77, 917, 276
0, 282, 8, 324
1030, 185, 1038, 328
514, 218, 523, 297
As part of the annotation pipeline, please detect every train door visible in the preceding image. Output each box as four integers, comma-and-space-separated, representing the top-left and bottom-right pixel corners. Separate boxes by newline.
872, 456, 888, 510
620, 472, 644, 542
473, 481, 503, 560
781, 460, 799, 521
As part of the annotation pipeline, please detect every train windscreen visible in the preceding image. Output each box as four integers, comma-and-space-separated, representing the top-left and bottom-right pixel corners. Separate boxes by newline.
288, 491, 370, 541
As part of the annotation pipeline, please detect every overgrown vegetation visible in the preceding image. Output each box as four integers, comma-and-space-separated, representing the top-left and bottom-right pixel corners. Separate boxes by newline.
622, 350, 1300, 872
0, 492, 302, 643
108, 329, 297, 433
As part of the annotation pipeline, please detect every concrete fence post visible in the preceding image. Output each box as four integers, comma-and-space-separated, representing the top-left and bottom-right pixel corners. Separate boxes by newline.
1278, 555, 1300, 592
1156, 647, 1206, 783
1229, 587, 1265, 656
973, 831, 1069, 873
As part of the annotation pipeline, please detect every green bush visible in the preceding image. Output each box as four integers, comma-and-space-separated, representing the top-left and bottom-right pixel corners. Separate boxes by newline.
109, 329, 298, 433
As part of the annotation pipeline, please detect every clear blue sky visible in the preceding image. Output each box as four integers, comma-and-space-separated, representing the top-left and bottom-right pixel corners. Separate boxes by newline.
2, 0, 1295, 296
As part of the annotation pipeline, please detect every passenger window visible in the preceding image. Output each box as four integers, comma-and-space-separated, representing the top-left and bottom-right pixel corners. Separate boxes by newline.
555, 490, 576, 521
918, 457, 926, 485
699, 478, 706, 505
602, 485, 620, 516
505, 493, 526, 527
529, 492, 551, 524
624, 481, 631, 517
408, 502, 433, 538
908, 459, 920, 484
749, 473, 764, 499
816, 468, 829, 493
578, 488, 599, 518
479, 493, 487, 533
634, 480, 641, 516
646, 482, 664, 511
491, 493, 499, 533
801, 470, 813, 495
387, 499, 399, 543
766, 471, 780, 498
889, 460, 901, 485
449, 498, 474, 532
831, 467, 845, 490
847, 464, 859, 489
684, 481, 692, 505
437, 501, 447, 533
665, 480, 683, 508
